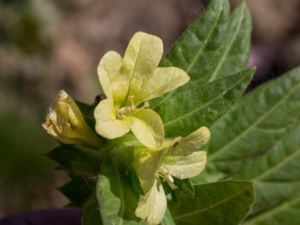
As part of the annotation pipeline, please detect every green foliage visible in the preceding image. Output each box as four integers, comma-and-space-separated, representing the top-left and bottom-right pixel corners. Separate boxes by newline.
161, 210, 176, 225
206, 67, 300, 174
156, 69, 254, 137
152, 0, 252, 138
160, 0, 250, 84
169, 181, 254, 225
60, 175, 94, 207
81, 194, 103, 225
236, 123, 300, 225
48, 144, 102, 175
46, 0, 300, 224
96, 157, 144, 225
199, 68, 300, 224
48, 144, 102, 206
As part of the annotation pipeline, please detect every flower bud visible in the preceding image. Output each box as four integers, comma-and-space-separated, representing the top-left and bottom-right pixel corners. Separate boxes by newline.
43, 90, 101, 148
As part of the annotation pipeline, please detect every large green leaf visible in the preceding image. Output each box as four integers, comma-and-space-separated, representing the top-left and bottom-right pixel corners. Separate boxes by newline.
153, 0, 251, 109
162, 0, 250, 83
196, 67, 300, 224
207, 67, 300, 175
233, 123, 300, 225
96, 158, 145, 225
169, 181, 254, 225
156, 69, 254, 137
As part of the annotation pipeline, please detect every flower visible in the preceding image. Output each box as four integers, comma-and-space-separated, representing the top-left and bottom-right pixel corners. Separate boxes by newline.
133, 127, 210, 225
43, 90, 101, 148
94, 32, 190, 149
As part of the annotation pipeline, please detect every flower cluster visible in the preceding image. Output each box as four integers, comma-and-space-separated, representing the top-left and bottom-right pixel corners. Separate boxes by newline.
43, 32, 210, 225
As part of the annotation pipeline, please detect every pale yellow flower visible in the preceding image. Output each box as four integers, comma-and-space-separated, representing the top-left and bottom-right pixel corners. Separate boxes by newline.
94, 32, 189, 149
134, 127, 210, 225
43, 90, 101, 148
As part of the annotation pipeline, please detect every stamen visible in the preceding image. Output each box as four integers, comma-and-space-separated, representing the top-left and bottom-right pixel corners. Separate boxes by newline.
144, 101, 150, 108
128, 95, 134, 104
117, 107, 128, 118
158, 167, 175, 183
128, 95, 135, 111
166, 174, 174, 183
117, 96, 136, 118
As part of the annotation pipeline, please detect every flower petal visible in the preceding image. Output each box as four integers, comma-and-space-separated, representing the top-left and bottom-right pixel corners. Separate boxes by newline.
98, 51, 128, 105
94, 98, 131, 139
135, 180, 167, 225
122, 32, 163, 100
131, 109, 164, 149
172, 126, 211, 156
134, 149, 164, 192
136, 67, 190, 104
163, 151, 207, 180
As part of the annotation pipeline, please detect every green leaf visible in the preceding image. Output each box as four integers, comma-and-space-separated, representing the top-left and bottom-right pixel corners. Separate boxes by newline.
174, 178, 195, 197
196, 67, 300, 224
82, 194, 103, 225
169, 181, 254, 225
48, 144, 102, 205
60, 175, 95, 207
153, 0, 251, 109
207, 67, 300, 175
48, 144, 102, 175
156, 69, 254, 137
96, 158, 145, 225
96, 157, 179, 225
232, 123, 300, 225
76, 100, 97, 129
161, 209, 176, 225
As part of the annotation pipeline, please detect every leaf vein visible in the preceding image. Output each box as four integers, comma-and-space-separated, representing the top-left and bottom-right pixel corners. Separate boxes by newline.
208, 4, 245, 82
164, 74, 247, 127
243, 195, 300, 225
174, 185, 250, 221
185, 3, 224, 74
209, 81, 300, 161
255, 148, 300, 181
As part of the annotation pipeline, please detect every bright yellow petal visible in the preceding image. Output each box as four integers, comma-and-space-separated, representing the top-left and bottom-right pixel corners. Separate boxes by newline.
97, 51, 130, 105
163, 151, 207, 180
130, 109, 164, 149
135, 180, 167, 225
97, 51, 122, 98
172, 126, 211, 156
122, 32, 163, 99
94, 98, 131, 139
136, 67, 190, 104
133, 149, 165, 193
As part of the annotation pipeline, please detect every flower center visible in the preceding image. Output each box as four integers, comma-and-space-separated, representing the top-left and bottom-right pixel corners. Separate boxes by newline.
116, 95, 150, 119
117, 96, 135, 119
158, 166, 175, 183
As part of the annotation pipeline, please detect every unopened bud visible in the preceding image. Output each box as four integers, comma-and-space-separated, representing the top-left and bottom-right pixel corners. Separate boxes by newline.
43, 90, 101, 148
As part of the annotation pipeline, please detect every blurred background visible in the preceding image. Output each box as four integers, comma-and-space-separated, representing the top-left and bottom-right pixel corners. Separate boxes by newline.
1, 0, 300, 218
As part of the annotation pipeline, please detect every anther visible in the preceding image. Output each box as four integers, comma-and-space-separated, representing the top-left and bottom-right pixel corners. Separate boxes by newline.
166, 174, 174, 183
144, 101, 150, 108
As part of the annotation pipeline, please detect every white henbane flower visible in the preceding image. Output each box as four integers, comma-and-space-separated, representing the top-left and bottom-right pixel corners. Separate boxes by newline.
94, 32, 189, 149
43, 90, 101, 148
134, 127, 210, 225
